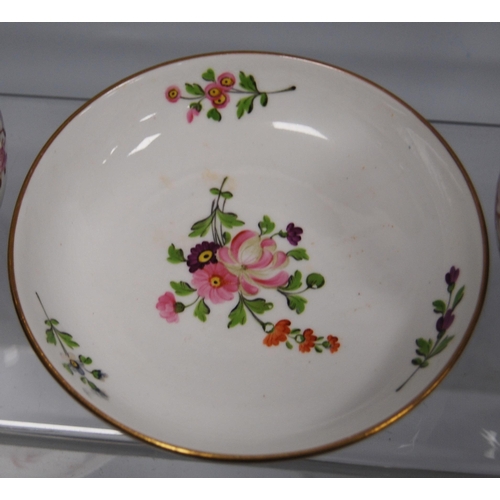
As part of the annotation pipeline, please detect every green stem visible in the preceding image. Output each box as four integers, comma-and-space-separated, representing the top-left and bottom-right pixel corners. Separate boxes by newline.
184, 296, 201, 308
278, 287, 310, 297
229, 85, 296, 95
241, 296, 273, 333
36, 292, 69, 357
211, 177, 228, 246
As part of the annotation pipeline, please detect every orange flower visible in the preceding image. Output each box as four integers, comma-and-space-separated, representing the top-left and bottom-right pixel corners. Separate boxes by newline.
299, 328, 317, 353
327, 335, 340, 353
263, 319, 291, 347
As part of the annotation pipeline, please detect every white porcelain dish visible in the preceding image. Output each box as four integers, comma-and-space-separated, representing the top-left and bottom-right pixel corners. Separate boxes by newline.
9, 52, 488, 460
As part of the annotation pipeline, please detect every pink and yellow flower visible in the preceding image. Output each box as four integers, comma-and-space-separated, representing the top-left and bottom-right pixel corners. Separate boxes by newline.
165, 85, 181, 103
204, 83, 230, 109
217, 72, 236, 90
192, 262, 238, 304
218, 230, 289, 295
156, 291, 181, 323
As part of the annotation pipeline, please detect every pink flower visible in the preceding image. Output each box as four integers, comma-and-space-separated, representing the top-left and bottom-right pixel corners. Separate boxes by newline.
191, 262, 238, 304
204, 83, 230, 109
165, 85, 181, 103
218, 230, 289, 295
187, 107, 200, 123
217, 72, 236, 90
156, 292, 180, 323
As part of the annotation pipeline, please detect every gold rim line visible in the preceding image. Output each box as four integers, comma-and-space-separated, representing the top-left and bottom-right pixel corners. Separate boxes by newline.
8, 50, 490, 461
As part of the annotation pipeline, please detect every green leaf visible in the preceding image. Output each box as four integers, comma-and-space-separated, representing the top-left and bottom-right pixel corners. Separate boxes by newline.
286, 341, 293, 350
79, 355, 92, 365
286, 295, 307, 314
322, 341, 330, 348
260, 93, 268, 107
452, 285, 465, 310
447, 283, 455, 294
202, 69, 216, 82
314, 346, 323, 353
223, 232, 232, 245
185, 83, 205, 96
221, 191, 233, 199
287, 248, 309, 261
167, 244, 186, 263
239, 71, 258, 92
63, 363, 73, 375
207, 108, 222, 122
87, 380, 98, 391
431, 335, 454, 357
189, 214, 214, 238
217, 210, 244, 228
92, 369, 104, 380
58, 332, 80, 349
236, 96, 256, 118
415, 338, 430, 356
210, 188, 220, 195
280, 270, 302, 291
228, 298, 246, 328
306, 273, 325, 289
432, 300, 446, 314
194, 299, 210, 322
45, 319, 59, 326
411, 357, 423, 366
421, 361, 429, 368
170, 281, 196, 296
243, 298, 273, 315
258, 215, 275, 235
189, 102, 202, 112
80, 376, 88, 384
46, 328, 56, 345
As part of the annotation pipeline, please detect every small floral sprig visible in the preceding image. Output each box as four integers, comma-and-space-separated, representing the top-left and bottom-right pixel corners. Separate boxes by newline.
157, 176, 340, 355
36, 293, 108, 398
264, 319, 341, 353
165, 68, 296, 123
396, 266, 465, 391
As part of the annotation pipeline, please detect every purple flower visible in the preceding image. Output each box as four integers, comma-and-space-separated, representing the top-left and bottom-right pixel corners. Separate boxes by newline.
286, 223, 303, 246
436, 309, 455, 333
445, 266, 460, 286
187, 241, 220, 273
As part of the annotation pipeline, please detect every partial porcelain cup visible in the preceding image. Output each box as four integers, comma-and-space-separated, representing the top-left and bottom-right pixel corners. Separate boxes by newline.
9, 53, 488, 459
0, 111, 6, 206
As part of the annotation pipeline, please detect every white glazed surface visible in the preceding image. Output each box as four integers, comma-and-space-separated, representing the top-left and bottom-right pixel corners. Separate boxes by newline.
10, 53, 487, 458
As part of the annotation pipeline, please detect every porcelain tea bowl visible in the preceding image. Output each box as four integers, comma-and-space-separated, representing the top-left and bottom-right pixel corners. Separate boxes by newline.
9, 52, 488, 460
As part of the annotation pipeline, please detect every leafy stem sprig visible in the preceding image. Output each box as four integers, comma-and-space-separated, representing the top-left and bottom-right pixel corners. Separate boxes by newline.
36, 293, 108, 398
277, 270, 326, 315
396, 266, 465, 392
188, 177, 243, 245
166, 68, 296, 122
228, 292, 274, 332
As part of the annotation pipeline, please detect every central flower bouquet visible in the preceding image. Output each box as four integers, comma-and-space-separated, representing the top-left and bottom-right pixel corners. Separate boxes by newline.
157, 177, 340, 354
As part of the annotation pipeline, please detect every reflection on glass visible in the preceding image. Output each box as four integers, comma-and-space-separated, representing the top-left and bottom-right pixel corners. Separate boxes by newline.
128, 133, 161, 157
272, 121, 327, 140
140, 113, 157, 122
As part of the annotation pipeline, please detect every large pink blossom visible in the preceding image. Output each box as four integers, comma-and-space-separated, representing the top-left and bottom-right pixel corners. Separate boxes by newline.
191, 262, 239, 304
217, 230, 289, 295
156, 292, 180, 323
